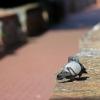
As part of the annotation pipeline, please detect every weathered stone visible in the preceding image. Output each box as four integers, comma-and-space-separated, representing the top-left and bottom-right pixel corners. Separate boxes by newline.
80, 23, 100, 50
76, 49, 100, 57
50, 56, 100, 100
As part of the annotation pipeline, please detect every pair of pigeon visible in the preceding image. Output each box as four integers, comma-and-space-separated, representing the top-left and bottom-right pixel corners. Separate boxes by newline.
57, 57, 87, 81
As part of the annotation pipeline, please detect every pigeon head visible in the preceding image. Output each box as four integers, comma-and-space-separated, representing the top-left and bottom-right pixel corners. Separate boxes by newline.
57, 70, 71, 80
68, 56, 79, 63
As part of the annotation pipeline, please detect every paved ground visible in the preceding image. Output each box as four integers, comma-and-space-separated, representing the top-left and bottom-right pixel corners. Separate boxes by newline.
0, 4, 100, 100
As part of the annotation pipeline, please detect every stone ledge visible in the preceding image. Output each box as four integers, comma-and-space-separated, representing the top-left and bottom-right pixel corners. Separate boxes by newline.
50, 96, 100, 100
80, 23, 100, 50
50, 56, 100, 100
50, 23, 100, 100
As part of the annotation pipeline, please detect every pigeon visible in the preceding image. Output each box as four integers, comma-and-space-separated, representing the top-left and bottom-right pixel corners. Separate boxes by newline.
57, 56, 87, 81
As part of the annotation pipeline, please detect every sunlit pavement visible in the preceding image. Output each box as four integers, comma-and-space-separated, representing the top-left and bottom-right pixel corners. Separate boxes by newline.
0, 4, 99, 100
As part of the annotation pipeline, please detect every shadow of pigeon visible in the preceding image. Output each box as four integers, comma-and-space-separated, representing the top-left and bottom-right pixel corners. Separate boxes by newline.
59, 76, 89, 83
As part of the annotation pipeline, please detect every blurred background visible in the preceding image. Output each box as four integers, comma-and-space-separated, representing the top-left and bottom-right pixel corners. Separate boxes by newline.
0, 0, 100, 100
